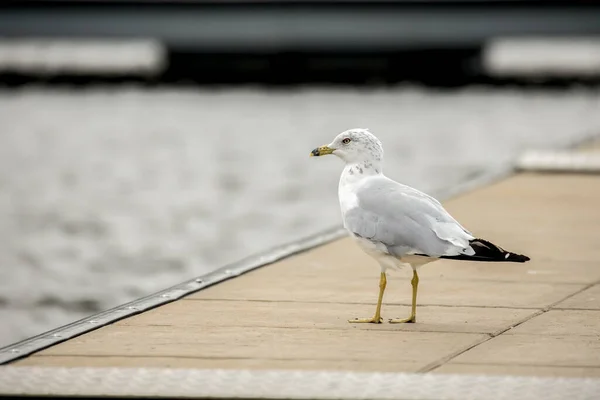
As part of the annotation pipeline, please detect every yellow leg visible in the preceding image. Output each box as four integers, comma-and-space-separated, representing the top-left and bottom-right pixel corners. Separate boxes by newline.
348, 272, 386, 324
389, 270, 419, 323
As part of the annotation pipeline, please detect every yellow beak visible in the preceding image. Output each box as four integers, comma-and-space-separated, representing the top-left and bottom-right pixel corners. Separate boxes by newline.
310, 145, 334, 157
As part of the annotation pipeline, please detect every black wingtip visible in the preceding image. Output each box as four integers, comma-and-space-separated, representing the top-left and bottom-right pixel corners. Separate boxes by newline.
438, 238, 531, 263
505, 253, 531, 263
472, 238, 531, 263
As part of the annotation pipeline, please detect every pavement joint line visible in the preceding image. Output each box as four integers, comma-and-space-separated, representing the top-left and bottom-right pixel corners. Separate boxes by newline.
116, 324, 500, 335
545, 281, 599, 310
22, 354, 425, 364
422, 281, 600, 373
27, 354, 600, 369
487, 310, 545, 337
183, 298, 551, 310
495, 333, 600, 338
418, 335, 493, 374
435, 362, 600, 369
419, 311, 543, 374
188, 277, 597, 284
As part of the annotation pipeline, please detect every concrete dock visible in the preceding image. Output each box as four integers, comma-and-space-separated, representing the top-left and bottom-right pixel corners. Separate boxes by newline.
1, 144, 600, 399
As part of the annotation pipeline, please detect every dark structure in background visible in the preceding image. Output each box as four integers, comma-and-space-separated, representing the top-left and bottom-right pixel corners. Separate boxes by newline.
1, 0, 600, 85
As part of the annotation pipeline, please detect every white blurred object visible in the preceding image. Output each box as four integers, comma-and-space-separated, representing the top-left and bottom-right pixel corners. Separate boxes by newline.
517, 150, 600, 173
0, 38, 167, 75
484, 37, 600, 78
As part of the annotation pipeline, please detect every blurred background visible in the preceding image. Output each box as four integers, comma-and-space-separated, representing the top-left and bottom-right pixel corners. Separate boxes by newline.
1, 0, 600, 348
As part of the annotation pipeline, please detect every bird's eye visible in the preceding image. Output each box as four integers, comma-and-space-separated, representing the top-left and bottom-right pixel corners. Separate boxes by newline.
342, 138, 351, 144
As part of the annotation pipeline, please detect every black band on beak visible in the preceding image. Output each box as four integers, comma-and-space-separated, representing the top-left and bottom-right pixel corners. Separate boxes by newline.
310, 145, 333, 157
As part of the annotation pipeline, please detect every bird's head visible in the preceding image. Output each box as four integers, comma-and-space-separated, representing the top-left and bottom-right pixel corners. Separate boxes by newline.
310, 128, 384, 164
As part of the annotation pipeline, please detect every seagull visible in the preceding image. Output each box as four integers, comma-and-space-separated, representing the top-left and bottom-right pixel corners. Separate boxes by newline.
310, 128, 530, 324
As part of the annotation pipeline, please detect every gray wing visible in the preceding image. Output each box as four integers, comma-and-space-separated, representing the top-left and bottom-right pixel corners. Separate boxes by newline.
344, 176, 475, 258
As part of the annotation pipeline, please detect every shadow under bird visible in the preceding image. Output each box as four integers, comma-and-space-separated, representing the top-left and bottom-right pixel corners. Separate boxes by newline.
310, 128, 530, 324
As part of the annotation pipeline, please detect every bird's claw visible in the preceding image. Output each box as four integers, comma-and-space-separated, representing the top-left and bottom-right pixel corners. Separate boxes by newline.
348, 316, 383, 324
388, 316, 416, 324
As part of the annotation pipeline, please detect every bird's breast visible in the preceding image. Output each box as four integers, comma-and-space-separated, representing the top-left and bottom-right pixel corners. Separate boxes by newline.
338, 179, 360, 218
338, 167, 366, 215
